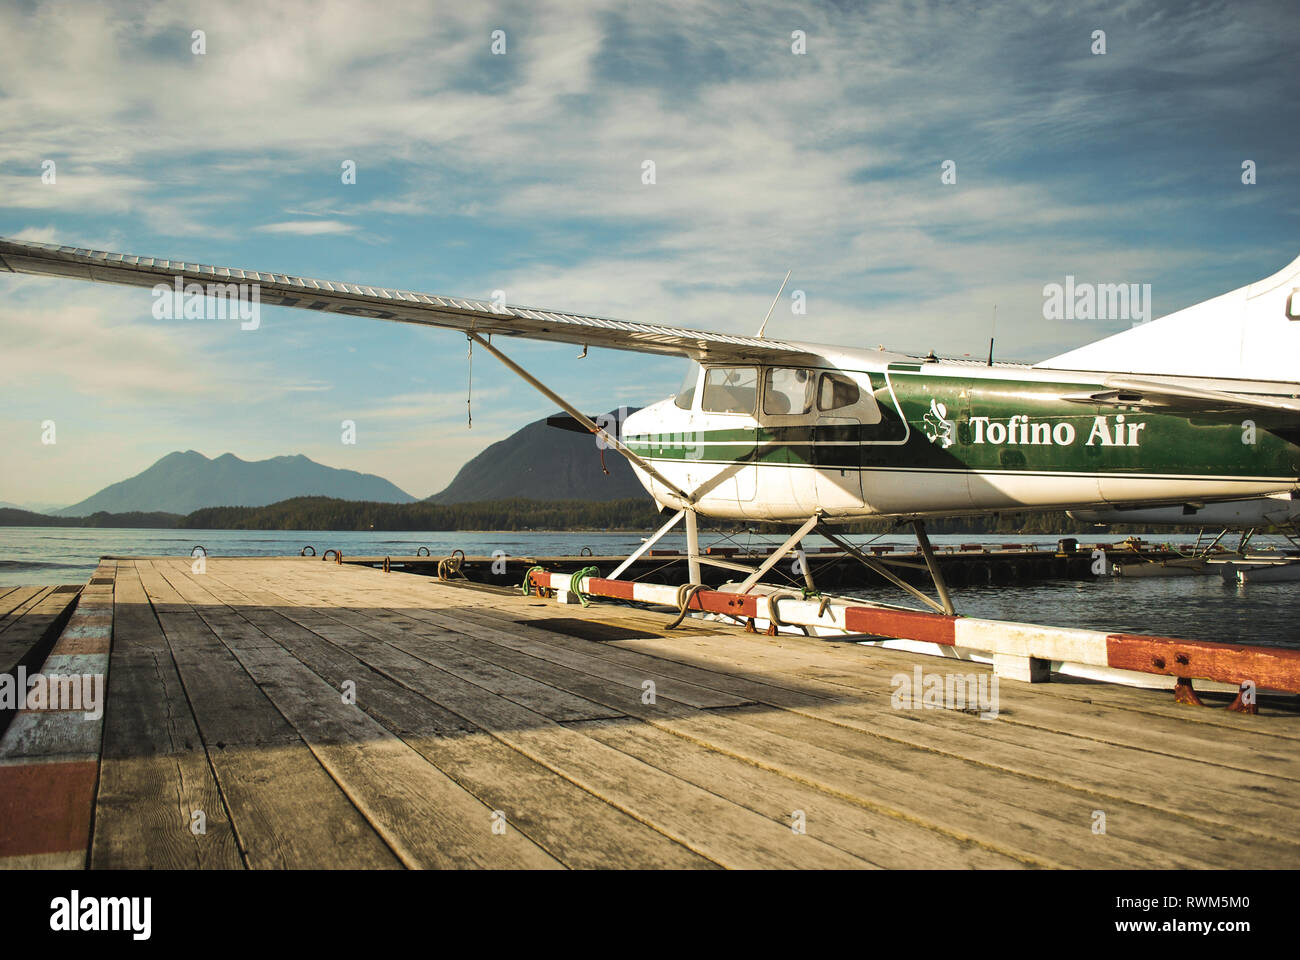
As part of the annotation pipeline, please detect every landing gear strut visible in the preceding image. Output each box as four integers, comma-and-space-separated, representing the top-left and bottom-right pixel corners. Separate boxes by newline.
813, 519, 955, 615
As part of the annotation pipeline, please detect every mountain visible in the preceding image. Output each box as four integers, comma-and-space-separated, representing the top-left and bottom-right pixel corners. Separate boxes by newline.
0, 501, 64, 514
429, 410, 649, 504
0, 507, 183, 528
56, 451, 416, 516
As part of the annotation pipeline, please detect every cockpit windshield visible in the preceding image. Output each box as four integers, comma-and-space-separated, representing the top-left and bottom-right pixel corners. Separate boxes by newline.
674, 361, 700, 410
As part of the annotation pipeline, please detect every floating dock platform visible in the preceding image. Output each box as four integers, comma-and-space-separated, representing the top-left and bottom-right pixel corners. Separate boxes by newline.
2, 557, 1299, 869
333, 538, 1233, 589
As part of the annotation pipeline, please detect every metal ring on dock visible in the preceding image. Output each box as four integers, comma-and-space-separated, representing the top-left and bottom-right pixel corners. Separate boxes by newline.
191, 545, 207, 558
300, 546, 316, 556
323, 549, 340, 562
580, 546, 593, 556
416, 546, 431, 557
438, 551, 467, 581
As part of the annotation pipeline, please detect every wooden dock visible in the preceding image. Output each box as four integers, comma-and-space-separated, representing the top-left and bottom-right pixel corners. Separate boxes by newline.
2, 556, 1299, 869
333, 540, 1146, 588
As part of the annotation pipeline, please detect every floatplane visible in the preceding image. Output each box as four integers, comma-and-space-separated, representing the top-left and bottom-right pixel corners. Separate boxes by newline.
3, 237, 1299, 614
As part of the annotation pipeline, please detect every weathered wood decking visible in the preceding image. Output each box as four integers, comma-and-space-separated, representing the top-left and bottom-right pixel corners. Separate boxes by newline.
0, 584, 83, 736
3, 556, 1299, 869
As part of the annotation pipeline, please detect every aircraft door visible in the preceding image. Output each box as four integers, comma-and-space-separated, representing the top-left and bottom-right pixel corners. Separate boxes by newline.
692, 365, 758, 507
811, 370, 873, 515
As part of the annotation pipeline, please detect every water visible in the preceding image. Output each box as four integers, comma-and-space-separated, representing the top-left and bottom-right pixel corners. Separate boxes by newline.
1, 526, 1296, 648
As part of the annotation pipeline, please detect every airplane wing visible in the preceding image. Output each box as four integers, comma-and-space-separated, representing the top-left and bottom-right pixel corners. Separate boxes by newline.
0, 237, 814, 365
1063, 375, 1300, 426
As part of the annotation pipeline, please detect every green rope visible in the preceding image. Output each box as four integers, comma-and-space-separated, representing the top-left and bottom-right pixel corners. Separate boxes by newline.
569, 565, 601, 607
522, 565, 545, 596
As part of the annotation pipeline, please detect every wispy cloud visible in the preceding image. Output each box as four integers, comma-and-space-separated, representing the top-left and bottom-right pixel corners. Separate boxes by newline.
254, 219, 357, 236
1, 0, 1295, 503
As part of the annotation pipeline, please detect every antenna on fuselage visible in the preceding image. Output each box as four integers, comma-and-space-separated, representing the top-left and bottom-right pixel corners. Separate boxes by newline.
986, 304, 997, 366
756, 269, 792, 338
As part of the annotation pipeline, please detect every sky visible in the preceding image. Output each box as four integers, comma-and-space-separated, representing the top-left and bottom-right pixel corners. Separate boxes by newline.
1, 0, 1297, 507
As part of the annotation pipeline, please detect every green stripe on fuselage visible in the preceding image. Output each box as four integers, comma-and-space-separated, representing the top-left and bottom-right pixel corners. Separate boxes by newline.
623, 371, 1300, 480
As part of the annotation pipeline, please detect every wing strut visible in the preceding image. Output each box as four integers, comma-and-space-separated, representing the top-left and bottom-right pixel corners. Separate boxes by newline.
465, 332, 695, 504
814, 520, 956, 615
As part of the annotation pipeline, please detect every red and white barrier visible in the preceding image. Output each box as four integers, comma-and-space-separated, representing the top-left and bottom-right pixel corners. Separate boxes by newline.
528, 570, 1300, 699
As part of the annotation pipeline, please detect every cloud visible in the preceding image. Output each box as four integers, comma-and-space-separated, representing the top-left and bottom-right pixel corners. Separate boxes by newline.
254, 219, 357, 236
1, 0, 1295, 504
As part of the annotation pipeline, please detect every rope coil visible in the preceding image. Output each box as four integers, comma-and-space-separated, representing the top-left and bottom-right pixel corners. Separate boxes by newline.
569, 565, 601, 607
666, 583, 705, 630
767, 591, 802, 628
521, 565, 546, 596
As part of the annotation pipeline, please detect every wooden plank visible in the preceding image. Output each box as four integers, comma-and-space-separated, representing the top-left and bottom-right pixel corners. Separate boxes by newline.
92, 557, 1300, 869
283, 607, 624, 723
93, 563, 243, 869
211, 565, 752, 712
149, 560, 566, 870
216, 569, 1130, 866
602, 630, 1300, 843
575, 717, 1023, 868
184, 563, 869, 868
0, 587, 79, 680
312, 570, 1293, 866
171, 572, 715, 868
611, 626, 1300, 781
132, 562, 401, 870
224, 566, 757, 717
0, 586, 47, 623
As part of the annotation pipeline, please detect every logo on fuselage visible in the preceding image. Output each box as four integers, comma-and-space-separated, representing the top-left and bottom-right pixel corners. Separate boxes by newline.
921, 398, 956, 448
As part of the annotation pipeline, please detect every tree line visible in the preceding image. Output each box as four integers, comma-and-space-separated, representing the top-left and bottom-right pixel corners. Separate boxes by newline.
0, 497, 1253, 535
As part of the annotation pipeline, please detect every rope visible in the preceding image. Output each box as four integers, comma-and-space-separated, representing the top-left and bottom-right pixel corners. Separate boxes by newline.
766, 591, 802, 628
666, 583, 705, 630
521, 565, 545, 596
466, 335, 473, 428
569, 565, 601, 607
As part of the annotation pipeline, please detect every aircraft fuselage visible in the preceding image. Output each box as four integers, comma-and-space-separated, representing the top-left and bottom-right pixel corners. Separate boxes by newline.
622, 350, 1300, 522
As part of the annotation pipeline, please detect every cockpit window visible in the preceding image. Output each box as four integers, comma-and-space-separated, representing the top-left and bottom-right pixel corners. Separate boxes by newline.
763, 368, 813, 416
811, 369, 863, 408
674, 362, 700, 410
701, 366, 758, 415
817, 373, 860, 411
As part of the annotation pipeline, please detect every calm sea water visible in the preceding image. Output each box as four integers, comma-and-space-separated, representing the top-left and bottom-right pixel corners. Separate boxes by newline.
1, 526, 1296, 648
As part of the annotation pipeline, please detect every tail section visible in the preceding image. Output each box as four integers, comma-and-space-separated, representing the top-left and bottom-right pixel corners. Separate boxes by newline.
1037, 252, 1300, 383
